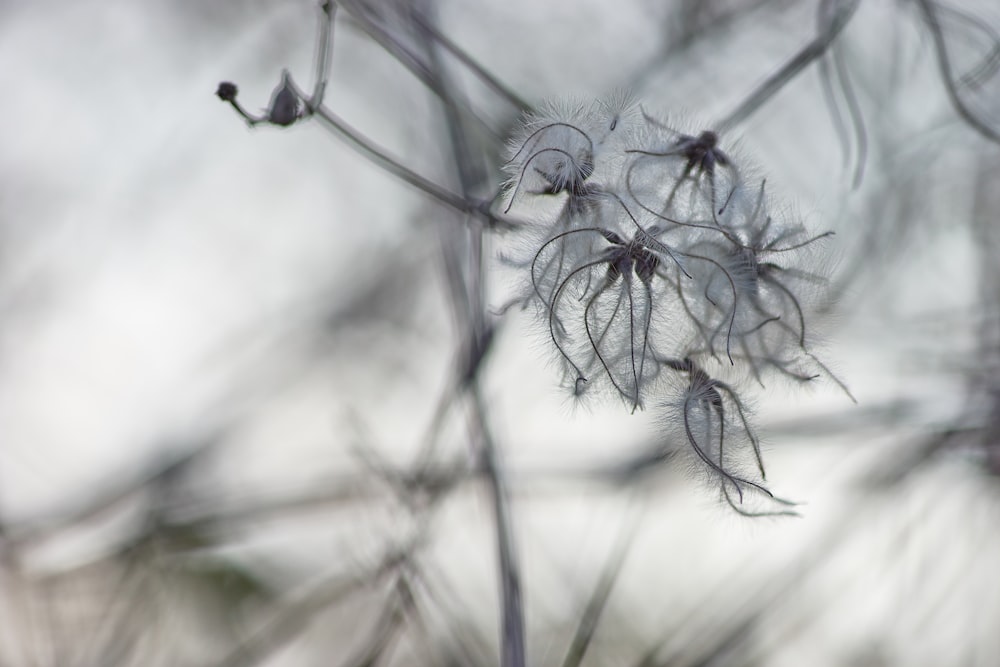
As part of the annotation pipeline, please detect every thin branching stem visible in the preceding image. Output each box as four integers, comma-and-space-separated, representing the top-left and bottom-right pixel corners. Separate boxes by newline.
336, 0, 504, 141
715, 0, 861, 133
469, 384, 526, 667
416, 9, 526, 663
312, 1, 336, 106
915, 0, 1000, 144
410, 8, 533, 113
288, 76, 487, 219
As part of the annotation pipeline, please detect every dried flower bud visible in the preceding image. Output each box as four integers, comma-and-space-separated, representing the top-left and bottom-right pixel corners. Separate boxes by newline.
267, 70, 300, 127
216, 81, 238, 102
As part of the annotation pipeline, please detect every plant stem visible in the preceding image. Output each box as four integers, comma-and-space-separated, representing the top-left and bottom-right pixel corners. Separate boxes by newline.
715, 0, 860, 133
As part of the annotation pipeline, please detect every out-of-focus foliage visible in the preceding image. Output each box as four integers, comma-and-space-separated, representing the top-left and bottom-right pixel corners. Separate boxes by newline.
2, 0, 1000, 666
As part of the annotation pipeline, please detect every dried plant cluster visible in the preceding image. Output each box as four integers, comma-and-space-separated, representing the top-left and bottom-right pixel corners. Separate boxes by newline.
198, 0, 1000, 664
501, 97, 853, 514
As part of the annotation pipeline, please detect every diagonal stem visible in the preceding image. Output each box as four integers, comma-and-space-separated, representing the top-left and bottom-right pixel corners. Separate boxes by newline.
714, 0, 861, 133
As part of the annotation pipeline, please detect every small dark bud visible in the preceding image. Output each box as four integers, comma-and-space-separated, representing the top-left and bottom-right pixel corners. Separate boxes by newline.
267, 70, 300, 127
216, 82, 238, 102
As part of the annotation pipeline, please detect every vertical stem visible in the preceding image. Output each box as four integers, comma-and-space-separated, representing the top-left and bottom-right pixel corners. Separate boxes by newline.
310, 1, 336, 107
410, 1, 526, 663
471, 385, 526, 667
